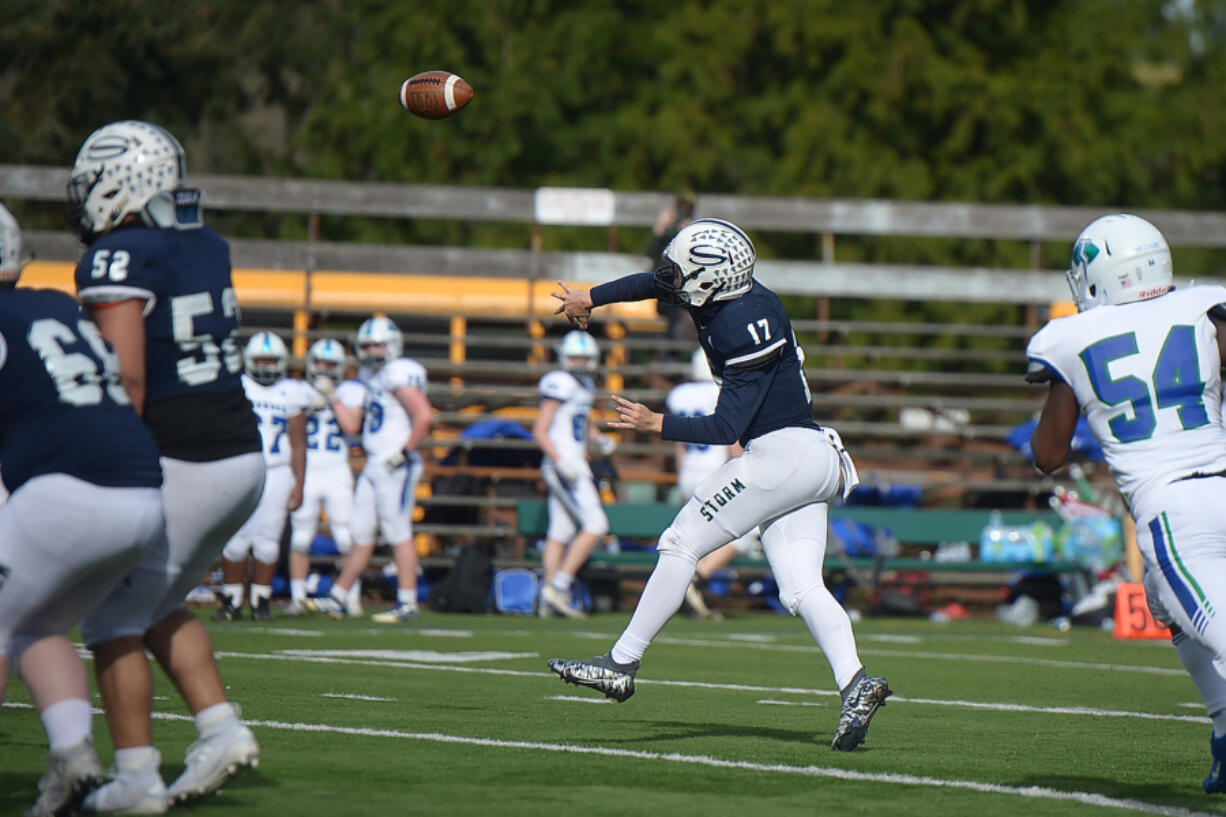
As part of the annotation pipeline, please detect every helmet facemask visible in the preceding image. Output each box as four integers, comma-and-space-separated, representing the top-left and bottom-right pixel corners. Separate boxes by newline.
355, 317, 402, 370
558, 330, 599, 373
244, 332, 288, 385
307, 339, 347, 382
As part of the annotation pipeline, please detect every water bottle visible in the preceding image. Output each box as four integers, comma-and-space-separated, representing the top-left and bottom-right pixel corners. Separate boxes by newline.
980, 510, 1005, 561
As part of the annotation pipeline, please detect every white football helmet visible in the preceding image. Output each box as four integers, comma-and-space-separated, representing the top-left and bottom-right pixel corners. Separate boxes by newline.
663, 218, 756, 307
307, 338, 348, 381
355, 316, 403, 369
558, 330, 599, 372
1066, 214, 1173, 311
67, 120, 186, 243
690, 348, 714, 382
0, 202, 22, 286
244, 331, 288, 385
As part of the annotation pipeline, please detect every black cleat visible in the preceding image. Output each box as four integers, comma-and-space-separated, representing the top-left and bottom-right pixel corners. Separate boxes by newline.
252, 599, 273, 622
211, 600, 242, 622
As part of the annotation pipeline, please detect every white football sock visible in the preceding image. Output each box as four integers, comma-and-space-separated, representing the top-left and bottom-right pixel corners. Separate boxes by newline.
1173, 632, 1226, 735
552, 572, 574, 592
194, 701, 238, 738
250, 584, 272, 607
290, 579, 306, 603
611, 551, 695, 665
795, 583, 864, 691
41, 698, 92, 752
222, 583, 244, 608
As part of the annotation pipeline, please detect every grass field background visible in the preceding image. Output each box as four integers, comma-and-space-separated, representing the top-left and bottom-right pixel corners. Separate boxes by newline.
2, 610, 1222, 817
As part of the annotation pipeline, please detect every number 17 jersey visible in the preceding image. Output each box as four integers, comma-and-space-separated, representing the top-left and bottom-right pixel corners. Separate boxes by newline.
1026, 285, 1226, 508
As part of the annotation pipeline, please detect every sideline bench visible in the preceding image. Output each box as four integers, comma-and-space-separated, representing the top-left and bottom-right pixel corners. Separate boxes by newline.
513, 500, 1086, 587
515, 500, 1064, 547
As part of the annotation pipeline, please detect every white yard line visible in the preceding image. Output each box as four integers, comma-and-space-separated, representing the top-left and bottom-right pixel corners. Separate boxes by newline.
545, 695, 613, 704
759, 698, 1207, 724
213, 650, 1208, 725
638, 636, 1184, 676
3, 702, 1211, 816
320, 693, 397, 702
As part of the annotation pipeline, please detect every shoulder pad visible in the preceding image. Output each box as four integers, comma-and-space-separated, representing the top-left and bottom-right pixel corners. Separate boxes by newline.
539, 370, 576, 401
1024, 360, 1054, 384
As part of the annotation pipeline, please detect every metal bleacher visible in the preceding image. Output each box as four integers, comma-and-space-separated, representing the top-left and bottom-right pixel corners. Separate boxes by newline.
5, 164, 1226, 558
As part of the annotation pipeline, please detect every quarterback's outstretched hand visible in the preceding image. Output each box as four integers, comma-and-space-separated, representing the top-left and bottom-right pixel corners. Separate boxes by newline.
607, 394, 663, 433
552, 281, 593, 329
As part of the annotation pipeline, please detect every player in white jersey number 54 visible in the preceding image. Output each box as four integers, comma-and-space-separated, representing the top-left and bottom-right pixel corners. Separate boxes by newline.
1028, 213, 1226, 794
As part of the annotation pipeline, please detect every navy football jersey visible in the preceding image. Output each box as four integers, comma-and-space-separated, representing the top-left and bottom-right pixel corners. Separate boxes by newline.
592, 271, 818, 446
0, 289, 162, 492
75, 224, 260, 461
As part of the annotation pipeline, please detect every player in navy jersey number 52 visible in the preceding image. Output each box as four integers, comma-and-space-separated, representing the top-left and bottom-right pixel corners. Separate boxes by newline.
547, 218, 891, 752
68, 121, 265, 811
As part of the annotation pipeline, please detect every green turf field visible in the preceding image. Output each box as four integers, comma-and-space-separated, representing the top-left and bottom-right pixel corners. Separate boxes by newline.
2, 610, 1221, 817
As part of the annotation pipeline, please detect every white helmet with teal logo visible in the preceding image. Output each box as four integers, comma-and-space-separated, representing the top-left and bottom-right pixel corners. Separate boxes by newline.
1066, 214, 1172, 311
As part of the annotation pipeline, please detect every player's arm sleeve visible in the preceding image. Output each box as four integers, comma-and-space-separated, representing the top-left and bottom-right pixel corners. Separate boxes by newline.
660, 364, 771, 446
590, 267, 676, 307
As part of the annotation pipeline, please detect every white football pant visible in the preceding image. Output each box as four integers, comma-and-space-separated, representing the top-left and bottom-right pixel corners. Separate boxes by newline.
82, 452, 265, 645
0, 475, 163, 663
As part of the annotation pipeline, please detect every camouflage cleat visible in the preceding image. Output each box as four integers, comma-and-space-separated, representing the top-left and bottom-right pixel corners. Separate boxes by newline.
830, 675, 892, 751
547, 653, 640, 702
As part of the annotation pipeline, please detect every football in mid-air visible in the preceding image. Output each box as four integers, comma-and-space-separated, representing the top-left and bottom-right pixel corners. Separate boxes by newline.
399, 71, 473, 119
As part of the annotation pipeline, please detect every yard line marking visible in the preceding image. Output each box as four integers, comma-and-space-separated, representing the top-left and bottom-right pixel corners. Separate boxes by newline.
648, 636, 1185, 676
348, 628, 475, 638
4, 703, 1212, 816
320, 693, 397, 702
215, 651, 1207, 725
1008, 636, 1068, 646
139, 711, 1226, 817
760, 697, 1207, 724
636, 635, 1184, 676
860, 634, 924, 644
856, 648, 1185, 677
546, 695, 613, 704
280, 649, 536, 663
208, 626, 325, 637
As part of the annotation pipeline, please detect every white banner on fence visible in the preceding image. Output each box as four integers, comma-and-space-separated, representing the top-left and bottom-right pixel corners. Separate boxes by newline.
534, 187, 616, 226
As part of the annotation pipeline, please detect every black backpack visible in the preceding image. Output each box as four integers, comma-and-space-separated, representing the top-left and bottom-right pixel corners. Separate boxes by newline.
429, 544, 493, 613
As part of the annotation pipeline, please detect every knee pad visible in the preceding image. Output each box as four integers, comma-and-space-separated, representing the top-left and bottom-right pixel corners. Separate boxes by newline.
332, 527, 353, 555
290, 531, 313, 554
221, 538, 251, 562
252, 537, 280, 565
656, 526, 700, 565
582, 514, 610, 537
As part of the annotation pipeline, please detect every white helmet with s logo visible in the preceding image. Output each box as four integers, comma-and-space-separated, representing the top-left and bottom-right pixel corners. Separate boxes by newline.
663, 217, 756, 307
